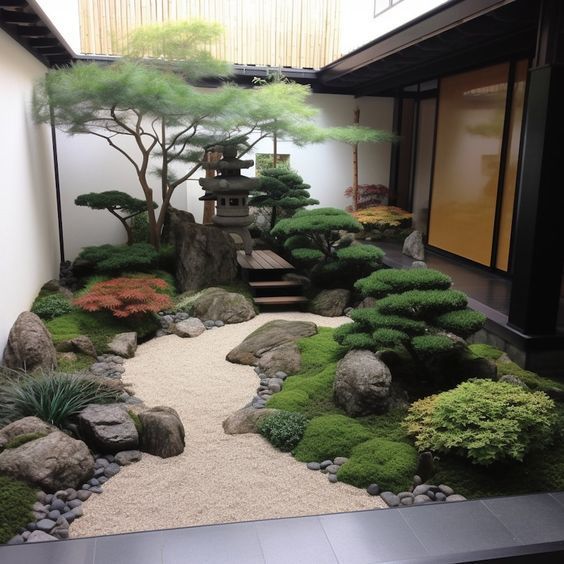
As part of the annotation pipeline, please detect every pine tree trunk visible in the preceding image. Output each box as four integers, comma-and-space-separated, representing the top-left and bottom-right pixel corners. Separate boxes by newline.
203, 149, 221, 224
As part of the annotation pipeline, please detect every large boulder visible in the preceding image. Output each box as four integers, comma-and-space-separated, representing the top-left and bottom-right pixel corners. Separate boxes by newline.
226, 320, 317, 367
108, 332, 137, 358
309, 289, 350, 317
138, 406, 185, 458
2, 312, 57, 372
0, 431, 94, 491
162, 206, 195, 248
191, 288, 256, 324
256, 342, 301, 377
223, 407, 280, 435
334, 350, 392, 416
175, 222, 238, 292
402, 230, 425, 261
77, 404, 139, 453
0, 416, 56, 449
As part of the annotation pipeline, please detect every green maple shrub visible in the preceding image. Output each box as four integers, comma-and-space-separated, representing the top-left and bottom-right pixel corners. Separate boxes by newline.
0, 476, 36, 544
337, 437, 418, 490
257, 411, 308, 452
74, 276, 173, 318
404, 379, 557, 465
31, 293, 73, 320
293, 415, 373, 462
271, 208, 384, 289
250, 168, 319, 230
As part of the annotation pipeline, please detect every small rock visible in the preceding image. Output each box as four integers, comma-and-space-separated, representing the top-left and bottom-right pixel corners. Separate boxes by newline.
35, 519, 56, 532
413, 475, 422, 486
89, 486, 103, 494
104, 462, 121, 477
274, 371, 288, 380
94, 467, 105, 477
268, 382, 281, 393
446, 494, 467, 502
413, 484, 431, 497
50, 499, 66, 512
333, 457, 349, 466
62, 511, 76, 524
22, 531, 30, 540
95, 458, 110, 468
81, 484, 90, 491
26, 522, 37, 532
72, 506, 84, 518
215, 320, 225, 327
32, 502, 47, 513
401, 497, 414, 506
380, 492, 400, 507
435, 492, 447, 502
77, 490, 92, 501
98, 477, 108, 484
114, 450, 142, 466
307, 462, 321, 470
47, 510, 61, 520
438, 484, 454, 496
427, 491, 436, 500
27, 530, 57, 543
325, 464, 340, 475
7, 535, 25, 545
328, 474, 338, 483
366, 484, 380, 496
65, 488, 77, 501
108, 332, 137, 358
414, 495, 431, 504
89, 478, 100, 487
320, 460, 332, 470
397, 492, 413, 500
411, 260, 427, 269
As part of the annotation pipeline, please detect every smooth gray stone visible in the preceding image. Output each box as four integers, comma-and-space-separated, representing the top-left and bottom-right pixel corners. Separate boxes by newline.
98, 476, 108, 484
89, 478, 100, 486
89, 486, 103, 494
77, 490, 92, 501
367, 484, 380, 496
334, 457, 349, 466
275, 371, 288, 379
435, 492, 447, 502
104, 462, 121, 477
320, 460, 332, 469
35, 519, 56, 532
47, 510, 61, 520
328, 474, 338, 483
307, 462, 321, 470
380, 492, 400, 507
413, 484, 431, 496
326, 464, 340, 474
27, 530, 57, 543
62, 511, 76, 524
414, 494, 432, 504
446, 494, 467, 502
68, 499, 82, 509
7, 535, 25, 545
401, 497, 414, 506
50, 499, 65, 512
439, 484, 454, 496
398, 492, 413, 500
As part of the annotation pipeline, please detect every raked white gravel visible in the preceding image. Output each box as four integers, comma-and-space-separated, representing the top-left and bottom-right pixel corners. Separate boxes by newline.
70, 312, 385, 538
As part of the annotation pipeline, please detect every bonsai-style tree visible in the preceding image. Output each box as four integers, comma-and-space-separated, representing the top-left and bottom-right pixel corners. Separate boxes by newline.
249, 168, 319, 230
75, 191, 157, 246
34, 21, 395, 248
271, 208, 385, 288
334, 268, 486, 377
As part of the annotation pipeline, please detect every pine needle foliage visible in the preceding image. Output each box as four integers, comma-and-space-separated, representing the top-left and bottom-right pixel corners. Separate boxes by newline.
74, 276, 173, 318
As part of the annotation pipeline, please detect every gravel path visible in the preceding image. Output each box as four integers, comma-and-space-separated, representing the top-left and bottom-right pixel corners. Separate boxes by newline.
71, 312, 385, 538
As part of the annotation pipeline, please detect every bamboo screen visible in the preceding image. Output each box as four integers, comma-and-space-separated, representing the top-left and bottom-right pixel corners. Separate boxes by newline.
79, 0, 342, 68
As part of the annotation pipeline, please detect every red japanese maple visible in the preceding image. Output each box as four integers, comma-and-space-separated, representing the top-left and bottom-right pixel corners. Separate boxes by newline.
74, 276, 173, 318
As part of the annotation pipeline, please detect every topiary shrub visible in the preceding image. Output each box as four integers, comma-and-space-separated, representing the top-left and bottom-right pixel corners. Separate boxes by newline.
0, 371, 122, 428
293, 414, 374, 462
31, 293, 74, 320
75, 243, 159, 275
257, 411, 308, 452
337, 437, 418, 491
74, 276, 173, 318
404, 379, 557, 465
0, 476, 36, 544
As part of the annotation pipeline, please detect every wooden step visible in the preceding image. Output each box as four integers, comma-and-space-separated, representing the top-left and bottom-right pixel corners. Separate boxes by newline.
249, 280, 302, 288
237, 250, 294, 270
254, 296, 308, 305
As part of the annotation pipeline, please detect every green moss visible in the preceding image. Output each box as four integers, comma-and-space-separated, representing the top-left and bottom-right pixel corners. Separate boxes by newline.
31, 293, 74, 320
266, 390, 310, 412
0, 476, 36, 543
4, 432, 48, 450
57, 353, 94, 374
358, 408, 411, 444
497, 361, 564, 395
337, 437, 418, 490
128, 410, 143, 434
468, 343, 505, 361
293, 415, 374, 462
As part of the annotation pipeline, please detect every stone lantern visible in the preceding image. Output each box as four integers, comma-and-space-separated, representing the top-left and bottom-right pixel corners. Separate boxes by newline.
199, 144, 260, 255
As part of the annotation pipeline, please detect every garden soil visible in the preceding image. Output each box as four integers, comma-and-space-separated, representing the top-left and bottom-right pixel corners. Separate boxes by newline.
70, 312, 386, 538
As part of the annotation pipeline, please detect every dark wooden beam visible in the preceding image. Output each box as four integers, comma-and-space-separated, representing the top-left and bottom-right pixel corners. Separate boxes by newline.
16, 24, 50, 36
0, 10, 38, 23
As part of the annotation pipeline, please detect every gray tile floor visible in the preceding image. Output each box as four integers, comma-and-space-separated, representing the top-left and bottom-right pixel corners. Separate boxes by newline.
2, 493, 564, 564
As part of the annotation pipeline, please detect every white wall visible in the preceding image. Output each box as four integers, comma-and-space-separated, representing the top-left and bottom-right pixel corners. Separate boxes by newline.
341, 0, 450, 55
56, 92, 393, 259
0, 29, 60, 353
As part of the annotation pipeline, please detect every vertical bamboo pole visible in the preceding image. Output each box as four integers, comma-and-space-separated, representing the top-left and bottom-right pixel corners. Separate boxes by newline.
352, 106, 360, 211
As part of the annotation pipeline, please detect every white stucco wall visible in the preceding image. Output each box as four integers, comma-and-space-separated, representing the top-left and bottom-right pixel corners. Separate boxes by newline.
0, 29, 60, 354
55, 92, 393, 259
341, 0, 450, 55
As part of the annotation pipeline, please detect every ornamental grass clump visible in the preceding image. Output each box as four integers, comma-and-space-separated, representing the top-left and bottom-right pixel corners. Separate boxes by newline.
257, 411, 308, 452
404, 379, 557, 465
0, 371, 122, 428
74, 276, 173, 318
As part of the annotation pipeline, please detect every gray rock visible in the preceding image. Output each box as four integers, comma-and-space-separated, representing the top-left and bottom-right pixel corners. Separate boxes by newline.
403, 230, 425, 261
22, 531, 30, 540
98, 476, 108, 484
2, 312, 57, 372
499, 374, 528, 389
328, 474, 338, 483
35, 519, 56, 532
107, 332, 137, 358
412, 484, 431, 496
413, 475, 423, 486
438, 484, 454, 496
7, 535, 25, 545
68, 499, 82, 509
0, 416, 56, 449
27, 530, 57, 543
65, 488, 77, 501
72, 506, 84, 518
227, 320, 317, 368
334, 457, 349, 466
89, 486, 103, 494
32, 501, 47, 513
26, 522, 37, 531
325, 464, 340, 474
257, 342, 302, 377
215, 320, 225, 327
309, 289, 351, 317
89, 478, 100, 486
274, 371, 288, 380
104, 463, 121, 477
411, 260, 427, 269
307, 462, 321, 470
222, 407, 279, 435
62, 511, 76, 524
366, 484, 380, 496
320, 460, 332, 470
78, 403, 139, 453
0, 431, 94, 492
191, 288, 256, 324
69, 335, 97, 358
268, 382, 281, 393
95, 458, 110, 468
47, 510, 61, 520
174, 318, 206, 338
414, 494, 431, 504
139, 406, 185, 458
380, 492, 400, 507
401, 497, 414, 506
334, 350, 392, 416
446, 494, 467, 502
114, 450, 142, 466
435, 492, 447, 502
175, 223, 238, 292
77, 490, 92, 501
397, 492, 413, 500
356, 297, 377, 309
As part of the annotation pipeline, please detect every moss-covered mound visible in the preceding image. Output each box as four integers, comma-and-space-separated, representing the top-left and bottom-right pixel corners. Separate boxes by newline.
337, 437, 418, 491
293, 415, 373, 462
0, 476, 36, 544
